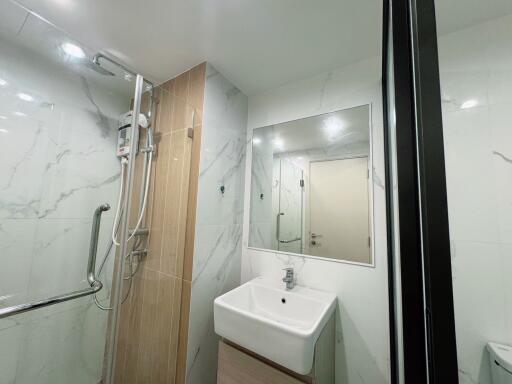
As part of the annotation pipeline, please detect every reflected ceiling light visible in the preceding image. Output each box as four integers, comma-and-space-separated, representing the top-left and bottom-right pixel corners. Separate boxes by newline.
0, 128, 8, 133
13, 111, 26, 117
54, 0, 73, 6
17, 93, 34, 102
252, 137, 262, 145
323, 116, 344, 139
124, 73, 133, 81
0, 78, 7, 87
0, 115, 6, 119
460, 99, 478, 109
272, 138, 284, 149
61, 42, 86, 59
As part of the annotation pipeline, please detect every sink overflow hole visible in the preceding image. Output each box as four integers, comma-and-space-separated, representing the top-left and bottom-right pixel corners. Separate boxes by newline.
281, 298, 286, 304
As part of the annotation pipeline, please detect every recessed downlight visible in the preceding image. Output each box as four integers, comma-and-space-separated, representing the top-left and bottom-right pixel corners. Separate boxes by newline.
17, 93, 34, 102
61, 42, 86, 59
273, 138, 284, 148
323, 116, 344, 140
460, 99, 478, 110
0, 78, 7, 87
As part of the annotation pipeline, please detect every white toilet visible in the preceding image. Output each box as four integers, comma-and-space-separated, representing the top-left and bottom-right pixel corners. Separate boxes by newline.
488, 342, 512, 383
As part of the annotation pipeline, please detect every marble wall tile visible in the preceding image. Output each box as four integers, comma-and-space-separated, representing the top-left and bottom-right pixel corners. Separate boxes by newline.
9, 300, 109, 384
437, 13, 512, 384
248, 132, 274, 250
242, 56, 389, 384
195, 128, 245, 227
0, 318, 22, 384
0, 220, 37, 305
0, 27, 129, 384
185, 63, 248, 384
450, 241, 506, 384
27, 219, 93, 297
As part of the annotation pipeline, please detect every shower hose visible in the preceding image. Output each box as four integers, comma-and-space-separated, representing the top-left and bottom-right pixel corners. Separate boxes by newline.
94, 148, 153, 311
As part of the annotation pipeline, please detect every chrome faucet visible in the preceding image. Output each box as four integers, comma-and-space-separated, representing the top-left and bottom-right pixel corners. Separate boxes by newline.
282, 268, 295, 290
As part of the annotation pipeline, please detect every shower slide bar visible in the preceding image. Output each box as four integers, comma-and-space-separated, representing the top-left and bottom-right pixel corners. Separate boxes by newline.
0, 204, 109, 319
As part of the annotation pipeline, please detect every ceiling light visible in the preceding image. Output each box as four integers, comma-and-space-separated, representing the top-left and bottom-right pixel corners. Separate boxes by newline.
272, 138, 284, 149
460, 99, 478, 109
0, 128, 8, 133
61, 42, 86, 59
252, 137, 261, 145
323, 116, 344, 140
0, 78, 7, 87
13, 111, 26, 117
17, 93, 34, 102
53, 0, 73, 6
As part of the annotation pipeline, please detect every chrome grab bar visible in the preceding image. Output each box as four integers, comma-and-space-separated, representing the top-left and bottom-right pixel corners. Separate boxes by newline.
87, 204, 110, 287
0, 204, 110, 319
276, 212, 284, 241
276, 212, 301, 244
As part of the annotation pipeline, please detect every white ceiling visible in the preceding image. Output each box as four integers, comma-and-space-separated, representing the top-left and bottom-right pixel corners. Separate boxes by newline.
255, 105, 369, 155
11, 0, 512, 95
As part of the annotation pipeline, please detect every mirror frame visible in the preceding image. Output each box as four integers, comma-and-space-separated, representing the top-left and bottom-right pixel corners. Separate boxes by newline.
246, 103, 376, 268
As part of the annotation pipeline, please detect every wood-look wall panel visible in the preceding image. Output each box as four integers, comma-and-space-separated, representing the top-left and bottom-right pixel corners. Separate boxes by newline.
161, 129, 193, 277
145, 133, 172, 272
112, 63, 205, 384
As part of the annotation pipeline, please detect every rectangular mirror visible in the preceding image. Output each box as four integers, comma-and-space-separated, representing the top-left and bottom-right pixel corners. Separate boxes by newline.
248, 104, 374, 265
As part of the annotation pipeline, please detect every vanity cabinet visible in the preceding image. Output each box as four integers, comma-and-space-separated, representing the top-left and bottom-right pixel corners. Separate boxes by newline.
217, 341, 304, 384
217, 316, 335, 384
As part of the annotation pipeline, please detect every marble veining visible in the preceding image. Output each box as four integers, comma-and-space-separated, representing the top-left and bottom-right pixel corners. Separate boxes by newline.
186, 63, 248, 384
36, 172, 120, 219
1, 126, 43, 193
492, 150, 512, 164
80, 76, 111, 138
0, 25, 128, 384
243, 55, 390, 384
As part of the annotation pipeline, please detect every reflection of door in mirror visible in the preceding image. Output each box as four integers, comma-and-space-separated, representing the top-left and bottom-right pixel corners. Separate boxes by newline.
272, 157, 304, 254
307, 157, 370, 263
248, 104, 373, 264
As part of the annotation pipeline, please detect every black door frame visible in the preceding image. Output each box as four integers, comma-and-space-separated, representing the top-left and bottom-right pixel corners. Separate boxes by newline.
382, 0, 459, 382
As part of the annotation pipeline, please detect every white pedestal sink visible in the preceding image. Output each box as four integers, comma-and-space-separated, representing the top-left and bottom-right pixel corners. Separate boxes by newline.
214, 277, 337, 375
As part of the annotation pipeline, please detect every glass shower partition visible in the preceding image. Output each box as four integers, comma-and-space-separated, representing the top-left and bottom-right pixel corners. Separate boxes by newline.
272, 157, 304, 254
0, 2, 145, 383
